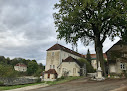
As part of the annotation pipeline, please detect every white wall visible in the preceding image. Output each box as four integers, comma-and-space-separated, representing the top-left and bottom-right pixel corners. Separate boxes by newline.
14, 66, 27, 72
109, 64, 116, 73
58, 62, 80, 78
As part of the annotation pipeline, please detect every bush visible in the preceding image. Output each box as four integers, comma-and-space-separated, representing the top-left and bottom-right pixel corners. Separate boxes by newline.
78, 58, 95, 73
36, 78, 41, 83
0, 81, 4, 86
122, 70, 127, 78
0, 64, 19, 77
56, 76, 66, 81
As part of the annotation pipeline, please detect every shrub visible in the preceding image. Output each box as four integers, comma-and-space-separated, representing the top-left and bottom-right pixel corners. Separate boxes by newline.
0, 64, 19, 77
0, 81, 4, 86
36, 78, 41, 83
78, 58, 95, 73
56, 76, 66, 81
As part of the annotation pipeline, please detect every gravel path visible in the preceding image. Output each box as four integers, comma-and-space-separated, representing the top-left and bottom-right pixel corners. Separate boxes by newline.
28, 78, 127, 91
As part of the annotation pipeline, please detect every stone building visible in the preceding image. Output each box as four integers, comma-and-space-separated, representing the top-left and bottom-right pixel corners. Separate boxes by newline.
14, 63, 27, 72
44, 44, 86, 81
106, 40, 127, 74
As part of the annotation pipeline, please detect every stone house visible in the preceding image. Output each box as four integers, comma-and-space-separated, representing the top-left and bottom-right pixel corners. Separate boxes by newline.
90, 53, 107, 70
106, 40, 127, 74
44, 44, 86, 81
14, 63, 27, 72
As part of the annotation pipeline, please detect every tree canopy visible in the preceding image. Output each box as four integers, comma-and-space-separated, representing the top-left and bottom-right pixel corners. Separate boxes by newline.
0, 56, 44, 77
54, 0, 127, 45
54, 0, 127, 76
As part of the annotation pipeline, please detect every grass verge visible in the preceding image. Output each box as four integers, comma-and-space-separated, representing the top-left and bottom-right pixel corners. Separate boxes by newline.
0, 76, 83, 90
0, 82, 45, 90
46, 76, 84, 85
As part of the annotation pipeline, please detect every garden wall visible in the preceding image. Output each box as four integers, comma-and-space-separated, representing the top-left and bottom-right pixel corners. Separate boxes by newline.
0, 77, 38, 86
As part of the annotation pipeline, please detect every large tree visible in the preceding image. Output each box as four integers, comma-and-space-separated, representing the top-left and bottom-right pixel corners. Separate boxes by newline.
53, 0, 127, 76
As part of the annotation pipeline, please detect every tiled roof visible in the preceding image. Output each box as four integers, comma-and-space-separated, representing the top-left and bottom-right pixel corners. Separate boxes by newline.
45, 69, 57, 74
47, 44, 85, 58
106, 40, 127, 53
15, 63, 27, 67
62, 56, 83, 67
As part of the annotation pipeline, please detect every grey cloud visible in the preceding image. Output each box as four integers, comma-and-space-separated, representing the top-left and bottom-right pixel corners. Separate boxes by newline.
0, 0, 120, 65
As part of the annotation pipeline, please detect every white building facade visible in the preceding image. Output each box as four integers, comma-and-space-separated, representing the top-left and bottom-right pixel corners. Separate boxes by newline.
44, 44, 86, 81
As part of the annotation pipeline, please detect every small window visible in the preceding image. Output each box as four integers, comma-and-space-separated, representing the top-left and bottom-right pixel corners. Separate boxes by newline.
73, 68, 76, 73
120, 62, 126, 70
63, 68, 65, 72
52, 52, 55, 56
53, 65, 55, 69
122, 53, 124, 57
59, 68, 60, 72
50, 65, 52, 69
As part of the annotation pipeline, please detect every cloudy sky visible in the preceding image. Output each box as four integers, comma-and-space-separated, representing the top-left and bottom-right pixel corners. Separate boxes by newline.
0, 0, 120, 65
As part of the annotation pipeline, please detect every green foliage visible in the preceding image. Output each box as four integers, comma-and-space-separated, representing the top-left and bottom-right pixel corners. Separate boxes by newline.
48, 76, 83, 85
78, 58, 95, 73
34, 68, 43, 77
0, 56, 44, 76
0, 81, 4, 86
54, 0, 127, 76
27, 61, 39, 75
0, 82, 45, 90
36, 78, 41, 83
0, 64, 19, 77
54, 0, 127, 45
109, 51, 122, 60
56, 76, 66, 81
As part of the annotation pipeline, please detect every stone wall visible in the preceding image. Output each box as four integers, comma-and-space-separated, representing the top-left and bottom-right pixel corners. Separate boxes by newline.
0, 77, 37, 86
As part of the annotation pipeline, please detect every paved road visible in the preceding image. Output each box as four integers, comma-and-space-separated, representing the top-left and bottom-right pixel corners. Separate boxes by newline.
27, 78, 127, 91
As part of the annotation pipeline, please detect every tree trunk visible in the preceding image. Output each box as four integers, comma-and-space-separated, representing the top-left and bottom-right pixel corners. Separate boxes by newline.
94, 37, 106, 76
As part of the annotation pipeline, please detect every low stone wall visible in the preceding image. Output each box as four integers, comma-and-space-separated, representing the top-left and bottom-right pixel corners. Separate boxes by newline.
0, 77, 37, 86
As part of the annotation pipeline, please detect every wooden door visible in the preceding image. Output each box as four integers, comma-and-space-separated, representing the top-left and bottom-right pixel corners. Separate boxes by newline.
48, 74, 50, 78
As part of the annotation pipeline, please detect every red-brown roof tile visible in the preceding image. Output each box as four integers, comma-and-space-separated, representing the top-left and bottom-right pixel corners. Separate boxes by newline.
15, 63, 27, 67
45, 69, 57, 74
47, 44, 85, 58
62, 56, 82, 66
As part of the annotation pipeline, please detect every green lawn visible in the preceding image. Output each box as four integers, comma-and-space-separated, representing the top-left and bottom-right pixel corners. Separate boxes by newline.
0, 76, 83, 90
46, 76, 84, 85
0, 82, 45, 90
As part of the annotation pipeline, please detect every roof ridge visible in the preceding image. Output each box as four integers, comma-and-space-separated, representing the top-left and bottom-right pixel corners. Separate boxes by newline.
47, 43, 85, 58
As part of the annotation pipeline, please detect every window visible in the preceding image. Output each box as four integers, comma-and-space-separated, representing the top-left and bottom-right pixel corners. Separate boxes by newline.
53, 65, 55, 69
122, 53, 125, 57
120, 62, 126, 70
59, 68, 60, 72
64, 53, 66, 57
73, 68, 76, 73
50, 65, 52, 69
52, 52, 55, 56
63, 68, 65, 72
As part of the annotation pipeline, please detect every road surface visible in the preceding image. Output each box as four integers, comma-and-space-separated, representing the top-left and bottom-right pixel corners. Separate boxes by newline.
27, 78, 127, 91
